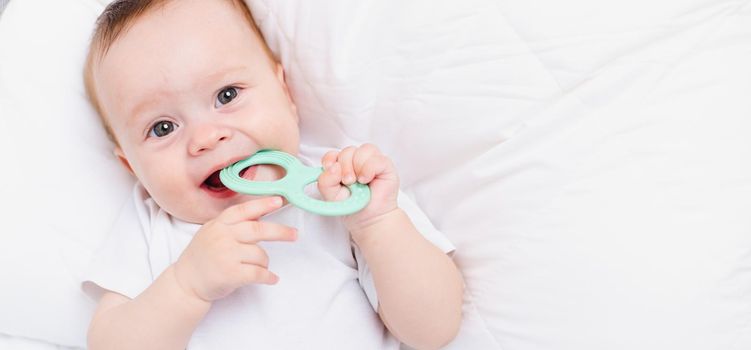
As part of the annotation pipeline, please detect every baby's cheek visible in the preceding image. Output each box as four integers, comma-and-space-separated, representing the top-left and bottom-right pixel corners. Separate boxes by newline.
148, 179, 205, 223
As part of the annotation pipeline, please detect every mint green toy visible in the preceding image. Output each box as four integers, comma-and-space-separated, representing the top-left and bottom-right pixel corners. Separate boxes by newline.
219, 150, 371, 216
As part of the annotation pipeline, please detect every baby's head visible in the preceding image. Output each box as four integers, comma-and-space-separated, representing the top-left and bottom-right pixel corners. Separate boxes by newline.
84, 0, 299, 224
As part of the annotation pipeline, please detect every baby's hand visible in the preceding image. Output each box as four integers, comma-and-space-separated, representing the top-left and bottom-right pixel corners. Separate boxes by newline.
318, 143, 399, 234
172, 197, 297, 302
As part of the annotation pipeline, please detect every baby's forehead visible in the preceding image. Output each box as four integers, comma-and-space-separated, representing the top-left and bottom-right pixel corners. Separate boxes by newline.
97, 13, 268, 115
94, 0, 258, 58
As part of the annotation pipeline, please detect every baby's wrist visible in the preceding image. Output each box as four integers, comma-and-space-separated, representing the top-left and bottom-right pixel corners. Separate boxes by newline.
348, 207, 406, 247
169, 263, 212, 305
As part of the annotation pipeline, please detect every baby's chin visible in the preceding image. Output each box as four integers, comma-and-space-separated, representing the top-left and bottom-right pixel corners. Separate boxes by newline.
154, 190, 239, 224
168, 204, 224, 225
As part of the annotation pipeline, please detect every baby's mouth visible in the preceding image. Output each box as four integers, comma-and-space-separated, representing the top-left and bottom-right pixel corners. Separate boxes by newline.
201, 166, 256, 192
202, 170, 230, 192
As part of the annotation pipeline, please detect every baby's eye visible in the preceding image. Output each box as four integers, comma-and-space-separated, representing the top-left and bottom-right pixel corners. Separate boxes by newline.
215, 87, 238, 107
149, 120, 176, 138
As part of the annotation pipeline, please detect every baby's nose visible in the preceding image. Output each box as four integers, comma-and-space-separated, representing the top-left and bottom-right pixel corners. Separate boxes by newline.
189, 125, 231, 155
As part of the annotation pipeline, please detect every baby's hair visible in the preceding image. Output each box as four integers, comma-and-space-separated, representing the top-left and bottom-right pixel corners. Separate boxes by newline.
83, 0, 275, 145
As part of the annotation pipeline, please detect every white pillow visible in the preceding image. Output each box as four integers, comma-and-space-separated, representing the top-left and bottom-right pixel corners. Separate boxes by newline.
0, 0, 128, 347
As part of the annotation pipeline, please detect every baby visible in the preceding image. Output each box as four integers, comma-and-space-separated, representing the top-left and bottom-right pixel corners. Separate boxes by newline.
81, 0, 463, 349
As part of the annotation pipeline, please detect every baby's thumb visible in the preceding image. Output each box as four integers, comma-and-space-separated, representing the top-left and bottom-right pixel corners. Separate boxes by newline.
317, 162, 343, 201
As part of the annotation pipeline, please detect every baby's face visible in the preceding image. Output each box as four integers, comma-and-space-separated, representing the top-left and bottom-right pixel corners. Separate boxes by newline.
94, 0, 299, 223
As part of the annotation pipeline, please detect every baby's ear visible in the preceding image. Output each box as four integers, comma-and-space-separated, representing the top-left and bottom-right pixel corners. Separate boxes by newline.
275, 63, 298, 120
114, 147, 135, 176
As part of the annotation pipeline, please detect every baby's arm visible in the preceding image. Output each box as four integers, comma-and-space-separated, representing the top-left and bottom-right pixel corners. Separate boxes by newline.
319, 145, 464, 349
87, 266, 210, 350
88, 197, 297, 350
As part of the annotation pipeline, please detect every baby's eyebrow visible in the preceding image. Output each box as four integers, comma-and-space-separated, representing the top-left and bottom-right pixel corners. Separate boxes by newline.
202, 65, 248, 86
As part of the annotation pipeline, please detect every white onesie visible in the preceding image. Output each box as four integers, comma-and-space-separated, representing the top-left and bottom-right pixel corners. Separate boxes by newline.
81, 155, 455, 349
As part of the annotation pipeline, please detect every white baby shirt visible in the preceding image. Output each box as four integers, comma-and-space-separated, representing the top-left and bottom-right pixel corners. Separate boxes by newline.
82, 175, 455, 349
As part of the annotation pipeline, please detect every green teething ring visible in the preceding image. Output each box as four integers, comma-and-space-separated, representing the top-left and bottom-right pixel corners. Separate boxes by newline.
219, 150, 371, 216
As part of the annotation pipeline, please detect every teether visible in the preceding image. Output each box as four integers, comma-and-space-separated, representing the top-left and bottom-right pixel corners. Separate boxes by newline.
219, 150, 371, 216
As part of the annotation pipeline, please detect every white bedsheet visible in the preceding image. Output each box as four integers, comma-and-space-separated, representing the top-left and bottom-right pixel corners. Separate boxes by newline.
0, 334, 81, 350
1, 0, 750, 349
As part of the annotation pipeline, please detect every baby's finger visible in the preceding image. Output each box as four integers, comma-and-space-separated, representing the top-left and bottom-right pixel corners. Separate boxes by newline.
238, 264, 279, 285
218, 196, 284, 224
337, 146, 357, 185
352, 143, 380, 176
233, 221, 298, 244
358, 155, 389, 184
237, 244, 270, 268
317, 162, 343, 201
321, 150, 339, 169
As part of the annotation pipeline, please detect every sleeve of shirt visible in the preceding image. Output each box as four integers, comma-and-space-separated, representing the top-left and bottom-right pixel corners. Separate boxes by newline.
80, 184, 155, 301
353, 190, 456, 311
